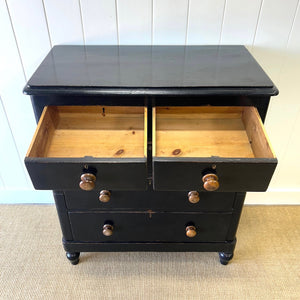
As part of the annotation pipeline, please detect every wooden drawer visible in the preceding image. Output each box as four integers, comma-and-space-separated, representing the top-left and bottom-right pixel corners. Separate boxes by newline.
69, 211, 232, 242
25, 106, 147, 190
64, 190, 236, 212
153, 106, 277, 191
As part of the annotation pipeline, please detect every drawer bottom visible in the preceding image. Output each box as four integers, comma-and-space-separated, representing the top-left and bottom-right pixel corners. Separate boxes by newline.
63, 239, 236, 253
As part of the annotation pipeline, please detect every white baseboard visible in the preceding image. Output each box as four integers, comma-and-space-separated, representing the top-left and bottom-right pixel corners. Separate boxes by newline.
0, 190, 299, 205
245, 190, 300, 205
0, 190, 54, 204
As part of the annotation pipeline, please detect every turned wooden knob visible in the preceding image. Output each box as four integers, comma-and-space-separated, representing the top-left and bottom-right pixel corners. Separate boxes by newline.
99, 190, 111, 202
202, 173, 219, 191
102, 224, 114, 236
188, 191, 200, 203
186, 225, 197, 238
79, 173, 96, 191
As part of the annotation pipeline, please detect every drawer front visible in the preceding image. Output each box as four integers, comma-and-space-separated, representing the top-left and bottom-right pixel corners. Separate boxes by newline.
69, 212, 232, 242
25, 106, 147, 190
26, 159, 147, 190
153, 106, 277, 191
153, 159, 276, 191
65, 190, 235, 212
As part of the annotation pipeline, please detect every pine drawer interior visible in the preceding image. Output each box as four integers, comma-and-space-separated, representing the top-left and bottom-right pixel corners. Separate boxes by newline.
153, 106, 275, 159
27, 106, 147, 158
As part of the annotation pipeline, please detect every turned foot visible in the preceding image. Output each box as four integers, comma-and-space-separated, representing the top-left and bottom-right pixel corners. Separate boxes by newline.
219, 252, 234, 265
66, 252, 80, 265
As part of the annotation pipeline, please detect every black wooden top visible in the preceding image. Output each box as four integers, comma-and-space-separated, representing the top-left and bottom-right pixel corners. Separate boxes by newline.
23, 45, 278, 96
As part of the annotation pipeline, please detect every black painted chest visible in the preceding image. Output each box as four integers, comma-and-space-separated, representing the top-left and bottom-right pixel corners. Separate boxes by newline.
24, 45, 278, 265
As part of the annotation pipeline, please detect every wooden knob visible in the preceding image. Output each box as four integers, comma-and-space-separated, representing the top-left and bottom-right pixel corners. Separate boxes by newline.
188, 191, 200, 203
99, 190, 111, 203
186, 225, 197, 238
202, 173, 219, 191
79, 173, 96, 191
102, 224, 114, 236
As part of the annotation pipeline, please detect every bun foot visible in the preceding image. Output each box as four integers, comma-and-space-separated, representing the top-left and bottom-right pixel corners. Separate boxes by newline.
66, 252, 80, 265
219, 252, 233, 265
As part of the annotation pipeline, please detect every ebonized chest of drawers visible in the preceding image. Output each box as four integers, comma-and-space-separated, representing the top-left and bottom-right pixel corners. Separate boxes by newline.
24, 45, 278, 265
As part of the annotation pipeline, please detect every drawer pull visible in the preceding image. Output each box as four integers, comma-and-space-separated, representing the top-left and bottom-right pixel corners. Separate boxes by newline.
79, 173, 96, 191
186, 225, 197, 238
188, 191, 200, 203
102, 224, 114, 236
99, 190, 111, 202
202, 174, 219, 191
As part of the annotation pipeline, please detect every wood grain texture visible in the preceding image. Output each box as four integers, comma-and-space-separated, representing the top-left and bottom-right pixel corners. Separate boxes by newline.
27, 106, 146, 158
46, 129, 144, 158
26, 106, 57, 158
1, 0, 300, 199
152, 107, 156, 156
154, 106, 275, 159
155, 129, 254, 158
242, 107, 275, 158
144, 107, 148, 158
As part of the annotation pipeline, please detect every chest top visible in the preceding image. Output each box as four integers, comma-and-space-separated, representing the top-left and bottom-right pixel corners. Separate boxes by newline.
23, 45, 278, 97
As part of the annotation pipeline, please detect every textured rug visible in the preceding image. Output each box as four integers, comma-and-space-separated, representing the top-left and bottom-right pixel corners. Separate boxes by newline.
0, 205, 299, 299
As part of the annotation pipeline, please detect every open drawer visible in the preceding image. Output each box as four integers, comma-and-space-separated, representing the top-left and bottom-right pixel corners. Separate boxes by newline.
25, 106, 147, 190
153, 106, 277, 192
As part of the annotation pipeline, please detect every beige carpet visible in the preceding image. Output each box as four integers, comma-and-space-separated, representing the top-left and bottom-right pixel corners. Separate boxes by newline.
0, 205, 299, 300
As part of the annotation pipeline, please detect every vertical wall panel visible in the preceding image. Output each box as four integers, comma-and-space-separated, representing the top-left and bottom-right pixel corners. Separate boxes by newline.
252, 0, 298, 81
250, 0, 299, 191
44, 0, 84, 45
221, 0, 262, 45
286, 3, 300, 54
153, 0, 189, 45
187, 0, 225, 45
267, 3, 300, 190
0, 1, 34, 189
4, 0, 52, 181
254, 0, 298, 49
1, 0, 300, 203
6, 0, 51, 79
0, 96, 28, 189
118, 0, 152, 45
80, 0, 118, 44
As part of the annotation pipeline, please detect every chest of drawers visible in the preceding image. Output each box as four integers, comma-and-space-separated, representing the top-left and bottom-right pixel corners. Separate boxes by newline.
24, 45, 278, 265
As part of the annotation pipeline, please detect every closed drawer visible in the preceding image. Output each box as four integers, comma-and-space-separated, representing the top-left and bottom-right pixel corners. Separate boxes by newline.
153, 106, 277, 191
25, 106, 147, 190
65, 190, 235, 212
69, 211, 232, 242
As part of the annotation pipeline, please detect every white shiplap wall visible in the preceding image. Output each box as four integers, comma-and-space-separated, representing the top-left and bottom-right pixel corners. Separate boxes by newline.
0, 0, 300, 204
